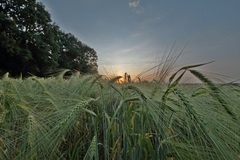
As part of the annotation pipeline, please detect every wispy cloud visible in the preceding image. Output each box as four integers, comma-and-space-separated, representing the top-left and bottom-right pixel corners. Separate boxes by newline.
114, 42, 148, 55
128, 0, 144, 14
129, 1, 140, 8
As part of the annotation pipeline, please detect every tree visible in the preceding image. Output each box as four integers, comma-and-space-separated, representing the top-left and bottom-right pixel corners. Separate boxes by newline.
54, 27, 98, 74
0, 0, 60, 76
0, 0, 98, 77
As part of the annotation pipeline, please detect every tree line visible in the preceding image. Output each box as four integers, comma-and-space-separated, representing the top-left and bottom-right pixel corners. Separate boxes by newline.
0, 0, 98, 77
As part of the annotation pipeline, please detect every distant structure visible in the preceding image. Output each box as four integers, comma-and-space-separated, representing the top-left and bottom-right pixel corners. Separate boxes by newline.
124, 72, 128, 82
124, 72, 131, 83
128, 75, 131, 83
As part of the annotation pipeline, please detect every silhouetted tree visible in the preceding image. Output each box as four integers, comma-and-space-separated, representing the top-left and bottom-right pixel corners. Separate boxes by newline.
0, 0, 60, 76
0, 0, 98, 77
54, 28, 98, 74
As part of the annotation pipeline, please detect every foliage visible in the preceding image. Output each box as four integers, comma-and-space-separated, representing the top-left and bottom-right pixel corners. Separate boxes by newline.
0, 0, 97, 77
0, 69, 239, 159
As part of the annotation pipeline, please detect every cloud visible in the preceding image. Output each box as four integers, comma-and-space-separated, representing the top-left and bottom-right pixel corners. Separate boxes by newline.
129, 1, 140, 8
128, 0, 144, 14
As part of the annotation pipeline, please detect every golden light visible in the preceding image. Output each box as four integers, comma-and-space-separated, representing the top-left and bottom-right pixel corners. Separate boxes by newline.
115, 71, 124, 84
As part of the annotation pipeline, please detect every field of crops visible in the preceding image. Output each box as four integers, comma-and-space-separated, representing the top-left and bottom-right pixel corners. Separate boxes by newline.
0, 70, 240, 159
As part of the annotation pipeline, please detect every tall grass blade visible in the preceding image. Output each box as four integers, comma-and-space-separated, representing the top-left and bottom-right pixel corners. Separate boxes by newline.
189, 69, 237, 120
84, 136, 97, 160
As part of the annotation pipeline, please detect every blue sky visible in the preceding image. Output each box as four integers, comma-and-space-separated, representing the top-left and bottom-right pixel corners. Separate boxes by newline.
37, 0, 240, 82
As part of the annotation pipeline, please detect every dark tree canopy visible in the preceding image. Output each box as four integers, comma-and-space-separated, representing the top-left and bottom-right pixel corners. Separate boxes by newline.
0, 0, 98, 77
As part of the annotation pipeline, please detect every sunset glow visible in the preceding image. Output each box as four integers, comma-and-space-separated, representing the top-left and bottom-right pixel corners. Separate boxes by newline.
37, 0, 240, 83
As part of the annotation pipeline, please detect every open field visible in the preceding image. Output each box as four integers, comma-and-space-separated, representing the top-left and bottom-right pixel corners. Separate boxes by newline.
0, 71, 239, 159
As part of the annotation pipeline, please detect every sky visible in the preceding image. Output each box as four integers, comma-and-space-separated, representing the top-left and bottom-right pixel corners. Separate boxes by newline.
37, 0, 240, 82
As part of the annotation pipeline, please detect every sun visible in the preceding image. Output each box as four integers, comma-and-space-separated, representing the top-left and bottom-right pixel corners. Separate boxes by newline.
115, 71, 124, 84
98, 65, 136, 83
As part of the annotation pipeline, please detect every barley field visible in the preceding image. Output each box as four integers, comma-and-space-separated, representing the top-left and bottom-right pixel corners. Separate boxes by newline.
0, 69, 239, 159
